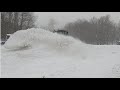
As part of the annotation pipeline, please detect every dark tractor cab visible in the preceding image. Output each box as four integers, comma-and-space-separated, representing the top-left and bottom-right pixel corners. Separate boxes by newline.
53, 30, 68, 35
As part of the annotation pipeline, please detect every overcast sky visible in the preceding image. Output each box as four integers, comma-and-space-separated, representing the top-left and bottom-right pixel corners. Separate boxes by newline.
34, 12, 120, 29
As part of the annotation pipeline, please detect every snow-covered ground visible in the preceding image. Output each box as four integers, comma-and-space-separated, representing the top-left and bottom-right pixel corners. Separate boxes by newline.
1, 28, 120, 78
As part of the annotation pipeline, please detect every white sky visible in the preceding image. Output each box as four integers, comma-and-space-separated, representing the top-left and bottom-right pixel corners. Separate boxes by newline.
34, 12, 120, 29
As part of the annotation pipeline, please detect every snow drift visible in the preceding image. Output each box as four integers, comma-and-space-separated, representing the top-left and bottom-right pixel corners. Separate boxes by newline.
4, 28, 89, 58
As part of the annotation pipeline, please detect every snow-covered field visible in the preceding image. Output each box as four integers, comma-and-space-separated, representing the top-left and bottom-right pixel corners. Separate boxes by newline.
1, 28, 120, 78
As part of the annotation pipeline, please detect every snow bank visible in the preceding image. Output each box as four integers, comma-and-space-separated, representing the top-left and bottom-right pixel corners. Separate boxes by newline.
4, 28, 88, 57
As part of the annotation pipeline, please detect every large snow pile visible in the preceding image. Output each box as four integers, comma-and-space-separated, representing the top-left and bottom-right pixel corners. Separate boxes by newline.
4, 28, 88, 58
1, 28, 120, 78
4, 28, 77, 50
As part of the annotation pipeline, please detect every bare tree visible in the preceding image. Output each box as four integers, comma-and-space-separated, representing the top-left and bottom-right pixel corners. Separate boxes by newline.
1, 12, 35, 40
64, 15, 117, 45
14, 12, 19, 31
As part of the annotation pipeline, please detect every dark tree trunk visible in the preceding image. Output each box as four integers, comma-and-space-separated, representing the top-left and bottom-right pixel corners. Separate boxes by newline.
14, 12, 19, 32
20, 13, 24, 30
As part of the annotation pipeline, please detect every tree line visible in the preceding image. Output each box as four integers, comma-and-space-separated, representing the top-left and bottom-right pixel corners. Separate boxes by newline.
64, 15, 120, 45
1, 12, 35, 40
1, 13, 120, 45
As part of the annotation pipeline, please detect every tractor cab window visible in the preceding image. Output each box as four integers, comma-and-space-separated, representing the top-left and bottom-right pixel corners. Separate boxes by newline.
53, 30, 68, 35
